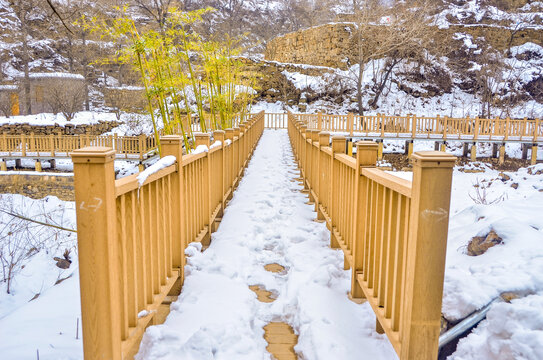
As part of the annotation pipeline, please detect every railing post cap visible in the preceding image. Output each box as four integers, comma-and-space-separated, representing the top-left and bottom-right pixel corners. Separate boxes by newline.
71, 146, 116, 164
318, 131, 330, 145
194, 133, 211, 139
160, 135, 183, 145
331, 135, 346, 141
213, 130, 225, 135
411, 151, 456, 168
355, 140, 378, 149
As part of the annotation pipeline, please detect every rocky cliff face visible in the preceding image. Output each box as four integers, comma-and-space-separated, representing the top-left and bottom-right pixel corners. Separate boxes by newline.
265, 22, 543, 69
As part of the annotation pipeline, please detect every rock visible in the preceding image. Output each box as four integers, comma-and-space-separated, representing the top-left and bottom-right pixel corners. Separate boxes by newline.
467, 230, 503, 256
440, 315, 449, 335
501, 292, 520, 303
54, 257, 72, 269
53, 249, 72, 269
511, 183, 519, 189
498, 172, 511, 181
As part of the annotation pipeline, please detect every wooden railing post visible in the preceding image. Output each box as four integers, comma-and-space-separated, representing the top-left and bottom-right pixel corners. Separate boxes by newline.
474, 117, 480, 140
225, 128, 234, 191
49, 134, 55, 157
139, 134, 146, 161
317, 131, 330, 219
71, 147, 121, 360
214, 130, 226, 211
348, 112, 354, 136
21, 133, 26, 157
161, 136, 185, 270
195, 133, 212, 244
411, 115, 416, 139
350, 141, 377, 300
401, 151, 455, 360
330, 136, 346, 249
300, 124, 307, 174
318, 111, 323, 131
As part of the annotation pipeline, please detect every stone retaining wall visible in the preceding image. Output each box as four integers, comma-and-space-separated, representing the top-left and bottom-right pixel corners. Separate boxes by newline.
0, 120, 121, 136
0, 173, 74, 201
265, 22, 543, 69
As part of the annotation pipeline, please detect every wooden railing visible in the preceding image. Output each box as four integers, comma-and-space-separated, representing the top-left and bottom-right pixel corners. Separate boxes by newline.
267, 112, 543, 142
71, 111, 265, 360
0, 133, 156, 160
288, 112, 455, 360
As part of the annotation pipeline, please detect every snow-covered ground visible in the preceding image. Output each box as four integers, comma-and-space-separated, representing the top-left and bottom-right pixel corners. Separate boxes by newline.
136, 129, 396, 360
0, 130, 542, 359
0, 194, 82, 359
0, 111, 119, 127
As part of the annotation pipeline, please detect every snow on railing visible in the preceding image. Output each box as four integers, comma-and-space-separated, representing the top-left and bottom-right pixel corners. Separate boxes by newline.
288, 111, 455, 360
70, 111, 265, 360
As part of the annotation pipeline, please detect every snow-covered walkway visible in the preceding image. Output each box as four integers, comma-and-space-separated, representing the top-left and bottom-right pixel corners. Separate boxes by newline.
136, 129, 397, 360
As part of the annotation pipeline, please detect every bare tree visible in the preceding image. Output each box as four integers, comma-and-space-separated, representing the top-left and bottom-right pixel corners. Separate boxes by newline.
6, 0, 47, 115
132, 0, 186, 32
0, 92, 14, 118
104, 87, 147, 120
44, 80, 86, 121
347, 0, 437, 114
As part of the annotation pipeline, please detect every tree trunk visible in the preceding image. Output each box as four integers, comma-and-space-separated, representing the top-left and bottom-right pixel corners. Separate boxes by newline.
82, 32, 90, 111
369, 58, 400, 109
356, 61, 364, 116
21, 30, 32, 115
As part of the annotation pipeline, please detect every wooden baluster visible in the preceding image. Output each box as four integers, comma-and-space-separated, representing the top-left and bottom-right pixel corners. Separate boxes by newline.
401, 151, 455, 360
71, 147, 121, 360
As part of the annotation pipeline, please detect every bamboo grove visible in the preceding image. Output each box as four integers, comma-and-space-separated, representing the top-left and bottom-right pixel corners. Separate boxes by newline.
88, 8, 258, 154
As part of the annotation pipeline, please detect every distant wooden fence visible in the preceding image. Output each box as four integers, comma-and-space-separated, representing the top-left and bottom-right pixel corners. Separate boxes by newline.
0, 114, 252, 164
0, 133, 156, 160
288, 111, 455, 360
71, 111, 264, 360
267, 112, 543, 142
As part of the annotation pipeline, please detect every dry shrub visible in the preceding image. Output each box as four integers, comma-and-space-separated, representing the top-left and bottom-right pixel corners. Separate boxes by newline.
103, 87, 147, 120
44, 79, 86, 121
0, 92, 13, 117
